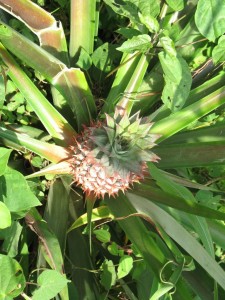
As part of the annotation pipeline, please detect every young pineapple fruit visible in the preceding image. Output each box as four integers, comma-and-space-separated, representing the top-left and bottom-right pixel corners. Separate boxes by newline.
71, 107, 160, 198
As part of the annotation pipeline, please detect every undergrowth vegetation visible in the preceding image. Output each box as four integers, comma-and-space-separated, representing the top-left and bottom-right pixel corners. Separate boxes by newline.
1, 0, 225, 299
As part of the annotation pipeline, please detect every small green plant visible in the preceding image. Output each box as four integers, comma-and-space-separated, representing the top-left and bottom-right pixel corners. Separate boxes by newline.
1, 0, 225, 299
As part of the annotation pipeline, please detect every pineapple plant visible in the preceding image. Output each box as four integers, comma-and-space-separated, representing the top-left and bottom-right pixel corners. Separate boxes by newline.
70, 106, 160, 197
1, 0, 225, 299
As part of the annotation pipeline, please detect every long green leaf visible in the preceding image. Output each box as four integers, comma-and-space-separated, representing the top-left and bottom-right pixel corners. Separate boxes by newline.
155, 141, 225, 168
161, 123, 225, 145
116, 53, 150, 115
151, 87, 225, 141
105, 193, 166, 277
0, 23, 97, 128
127, 193, 225, 290
148, 163, 214, 257
163, 207, 225, 251
70, 0, 97, 61
102, 52, 142, 113
0, 127, 70, 163
0, 43, 76, 145
0, 0, 69, 63
25, 208, 65, 273
133, 183, 225, 221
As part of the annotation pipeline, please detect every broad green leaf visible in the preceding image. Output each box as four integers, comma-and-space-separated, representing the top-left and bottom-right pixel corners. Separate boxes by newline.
93, 229, 111, 243
100, 260, 117, 290
76, 47, 92, 70
117, 35, 152, 54
67, 206, 113, 232
0, 254, 26, 299
0, 168, 41, 218
108, 242, 124, 256
92, 43, 118, 72
32, 270, 69, 300
2, 221, 22, 257
138, 13, 159, 33
196, 190, 220, 210
0, 201, 11, 229
138, 0, 160, 18
165, 0, 184, 11
103, 0, 139, 24
212, 36, 225, 64
195, 0, 225, 41
117, 255, 133, 279
127, 194, 225, 290
0, 148, 12, 176
104, 0, 160, 24
159, 50, 192, 111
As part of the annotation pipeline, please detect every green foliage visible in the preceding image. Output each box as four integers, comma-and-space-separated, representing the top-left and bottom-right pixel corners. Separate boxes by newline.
212, 36, 225, 64
0, 254, 26, 299
32, 270, 70, 300
0, 168, 41, 218
195, 0, 225, 41
1, 0, 225, 299
0, 202, 11, 229
158, 36, 192, 111
117, 34, 152, 53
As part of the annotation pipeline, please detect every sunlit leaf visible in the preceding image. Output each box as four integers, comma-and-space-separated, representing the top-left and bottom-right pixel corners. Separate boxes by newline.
212, 36, 225, 64
0, 201, 11, 229
117, 255, 133, 279
0, 254, 26, 299
165, 0, 184, 11
195, 0, 225, 41
0, 168, 41, 218
93, 229, 111, 243
0, 147, 12, 176
100, 260, 116, 290
117, 35, 152, 54
68, 206, 113, 232
159, 47, 192, 111
32, 270, 69, 300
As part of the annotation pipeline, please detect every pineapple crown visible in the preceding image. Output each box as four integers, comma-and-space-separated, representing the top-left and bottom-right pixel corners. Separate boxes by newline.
86, 107, 160, 177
